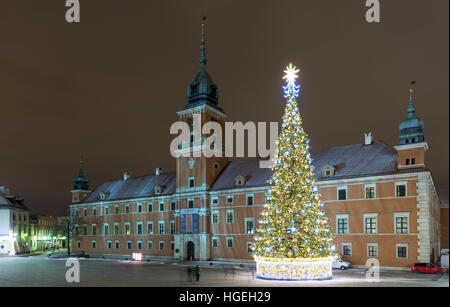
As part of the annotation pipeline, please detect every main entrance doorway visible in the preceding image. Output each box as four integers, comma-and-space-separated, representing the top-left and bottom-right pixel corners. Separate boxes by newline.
187, 241, 195, 261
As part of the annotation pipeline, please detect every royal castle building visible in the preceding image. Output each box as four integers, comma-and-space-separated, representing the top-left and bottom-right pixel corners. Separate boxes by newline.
69, 24, 441, 269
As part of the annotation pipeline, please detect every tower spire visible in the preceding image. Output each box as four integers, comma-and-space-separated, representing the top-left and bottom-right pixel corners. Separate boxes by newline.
199, 17, 207, 68
73, 155, 89, 191
398, 80, 425, 145
407, 80, 416, 119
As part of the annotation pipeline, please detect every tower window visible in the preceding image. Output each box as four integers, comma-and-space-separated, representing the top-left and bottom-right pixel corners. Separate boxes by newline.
411, 158, 415, 165
405, 159, 410, 165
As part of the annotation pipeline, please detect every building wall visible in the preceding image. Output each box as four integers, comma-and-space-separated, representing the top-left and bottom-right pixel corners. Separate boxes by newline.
440, 208, 449, 249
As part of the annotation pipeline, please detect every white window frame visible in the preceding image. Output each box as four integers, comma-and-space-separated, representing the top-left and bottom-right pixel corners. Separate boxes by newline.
159, 240, 164, 250
395, 181, 408, 197
104, 205, 109, 215
188, 176, 195, 188
115, 240, 120, 249
137, 203, 143, 213
245, 217, 255, 234
342, 242, 352, 256
125, 204, 130, 213
137, 240, 143, 250
226, 237, 234, 248
396, 243, 408, 259
211, 210, 219, 224
211, 197, 219, 205
158, 221, 165, 234
226, 195, 233, 204
136, 222, 143, 235
124, 222, 131, 235
148, 240, 153, 250
114, 205, 119, 214
107, 240, 112, 249
367, 243, 378, 258
113, 222, 120, 235
212, 237, 219, 248
147, 202, 152, 212
364, 184, 376, 199
246, 241, 254, 253
394, 212, 410, 234
147, 221, 154, 234
336, 214, 349, 235
188, 198, 194, 208
246, 193, 254, 206
92, 223, 97, 235
170, 220, 175, 235
103, 223, 109, 235
364, 213, 378, 234
127, 240, 132, 250
171, 241, 175, 251
92, 240, 96, 249
337, 186, 347, 201
226, 210, 234, 224
159, 201, 165, 212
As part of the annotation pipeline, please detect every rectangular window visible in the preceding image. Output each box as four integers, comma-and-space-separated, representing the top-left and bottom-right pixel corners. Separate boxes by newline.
104, 206, 109, 215
246, 219, 254, 234
396, 182, 407, 197
124, 223, 130, 235
212, 237, 218, 248
147, 203, 152, 212
115, 240, 120, 249
170, 221, 175, 235
114, 223, 119, 235
159, 241, 164, 250
148, 240, 153, 250
226, 237, 234, 248
226, 196, 233, 204
137, 222, 143, 235
159, 221, 165, 234
147, 222, 153, 234
212, 197, 219, 205
92, 207, 97, 216
114, 206, 119, 214
396, 244, 408, 258
247, 194, 254, 206
137, 203, 142, 213
92, 224, 97, 236
394, 213, 409, 234
75, 209, 79, 217
226, 210, 234, 224
171, 241, 175, 251
171, 201, 176, 211
247, 242, 253, 253
107, 240, 112, 249
411, 158, 416, 165
188, 199, 194, 208
365, 184, 376, 199
83, 208, 87, 216
127, 241, 132, 250
337, 215, 349, 234
212, 211, 219, 224
125, 204, 130, 213
159, 202, 165, 211
92, 240, 96, 249
338, 187, 347, 200
405, 159, 410, 165
342, 243, 352, 256
367, 243, 378, 257
365, 216, 377, 234
104, 223, 109, 235
83, 224, 88, 235
189, 177, 195, 188
77, 240, 81, 248
137, 240, 142, 250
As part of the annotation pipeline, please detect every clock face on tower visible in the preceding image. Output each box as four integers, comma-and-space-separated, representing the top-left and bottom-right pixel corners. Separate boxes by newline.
188, 158, 195, 169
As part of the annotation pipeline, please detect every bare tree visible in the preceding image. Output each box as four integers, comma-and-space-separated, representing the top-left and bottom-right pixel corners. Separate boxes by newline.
58, 216, 74, 256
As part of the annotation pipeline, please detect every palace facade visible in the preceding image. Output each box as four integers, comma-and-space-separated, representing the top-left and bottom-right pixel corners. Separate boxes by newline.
69, 25, 441, 269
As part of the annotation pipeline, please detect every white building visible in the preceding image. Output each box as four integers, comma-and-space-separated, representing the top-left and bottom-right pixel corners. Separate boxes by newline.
0, 186, 30, 255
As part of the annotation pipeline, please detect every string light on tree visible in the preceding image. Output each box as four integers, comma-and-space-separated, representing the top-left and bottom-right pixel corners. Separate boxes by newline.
254, 64, 336, 280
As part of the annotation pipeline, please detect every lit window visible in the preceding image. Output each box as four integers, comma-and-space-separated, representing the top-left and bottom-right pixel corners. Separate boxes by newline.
124, 223, 130, 235
212, 211, 219, 224
104, 223, 109, 235
365, 184, 376, 199
367, 243, 378, 257
394, 213, 409, 234
114, 223, 119, 235
226, 210, 234, 224
147, 222, 153, 234
364, 215, 377, 234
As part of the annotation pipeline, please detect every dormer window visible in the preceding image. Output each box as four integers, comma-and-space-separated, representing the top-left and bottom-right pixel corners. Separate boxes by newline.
322, 165, 336, 177
235, 175, 245, 187
99, 192, 108, 201
154, 185, 163, 195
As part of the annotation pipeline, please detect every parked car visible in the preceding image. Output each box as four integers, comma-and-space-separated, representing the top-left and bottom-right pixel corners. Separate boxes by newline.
411, 263, 447, 274
332, 259, 351, 270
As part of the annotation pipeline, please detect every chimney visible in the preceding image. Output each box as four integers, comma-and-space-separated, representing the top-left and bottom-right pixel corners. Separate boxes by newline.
155, 168, 162, 176
364, 132, 373, 145
123, 171, 131, 181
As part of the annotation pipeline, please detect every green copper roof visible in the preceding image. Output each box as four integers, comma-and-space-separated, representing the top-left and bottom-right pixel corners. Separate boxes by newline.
398, 87, 425, 145
183, 21, 220, 110
73, 160, 89, 191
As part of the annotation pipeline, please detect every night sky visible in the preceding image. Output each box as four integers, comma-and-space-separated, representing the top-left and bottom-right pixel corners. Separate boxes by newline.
0, 0, 448, 215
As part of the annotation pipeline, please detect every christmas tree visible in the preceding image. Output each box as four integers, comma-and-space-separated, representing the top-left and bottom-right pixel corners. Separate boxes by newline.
254, 64, 335, 260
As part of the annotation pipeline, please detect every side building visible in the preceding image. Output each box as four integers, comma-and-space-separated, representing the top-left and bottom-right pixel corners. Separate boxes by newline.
69, 24, 441, 269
